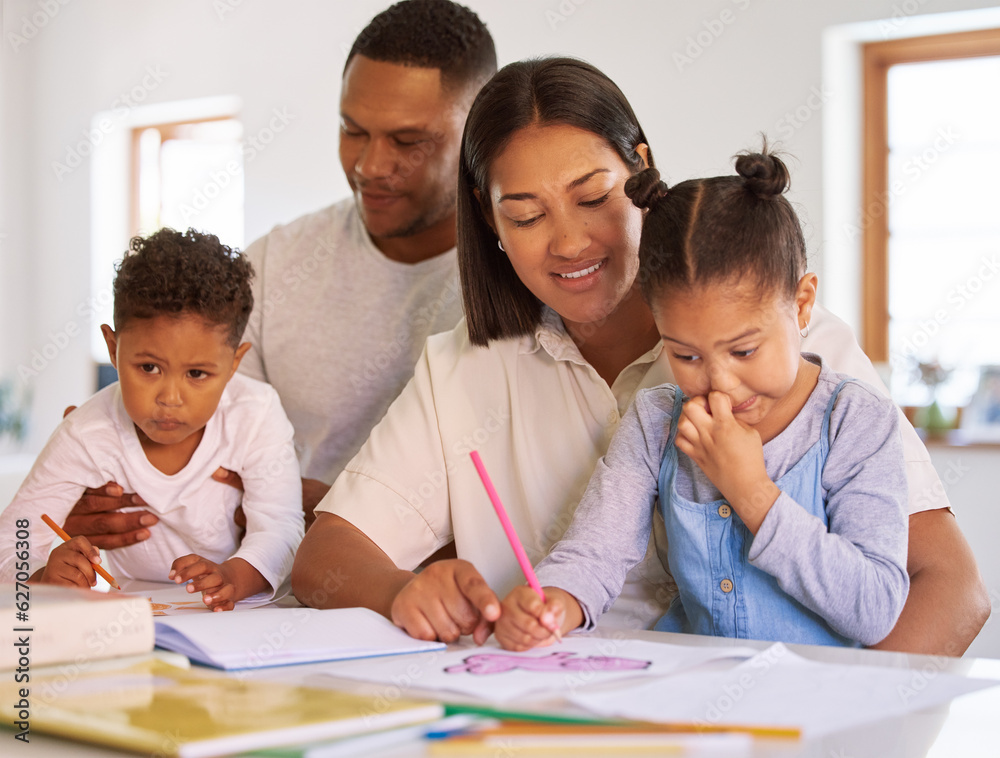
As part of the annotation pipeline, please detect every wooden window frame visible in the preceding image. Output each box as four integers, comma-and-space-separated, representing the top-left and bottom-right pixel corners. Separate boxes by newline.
861, 28, 1000, 361
129, 116, 236, 236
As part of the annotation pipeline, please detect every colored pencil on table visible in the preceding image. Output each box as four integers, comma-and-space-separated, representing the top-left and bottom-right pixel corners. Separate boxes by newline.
41, 513, 121, 590
442, 704, 800, 739
461, 721, 801, 739
469, 450, 561, 642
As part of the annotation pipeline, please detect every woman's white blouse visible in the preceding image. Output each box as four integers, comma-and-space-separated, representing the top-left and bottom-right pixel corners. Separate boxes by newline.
317, 305, 944, 630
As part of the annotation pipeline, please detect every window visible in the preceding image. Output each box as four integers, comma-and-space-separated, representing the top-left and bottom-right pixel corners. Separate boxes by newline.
132, 117, 245, 246
862, 29, 1000, 407
89, 97, 244, 374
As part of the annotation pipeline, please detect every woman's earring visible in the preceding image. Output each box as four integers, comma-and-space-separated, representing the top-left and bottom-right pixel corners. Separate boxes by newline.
800, 322, 810, 338
497, 239, 505, 252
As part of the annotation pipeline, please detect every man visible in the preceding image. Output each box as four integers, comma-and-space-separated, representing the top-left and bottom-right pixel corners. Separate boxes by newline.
62, 0, 497, 539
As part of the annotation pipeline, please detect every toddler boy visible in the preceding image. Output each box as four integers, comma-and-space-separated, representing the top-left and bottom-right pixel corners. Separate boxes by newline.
0, 229, 304, 610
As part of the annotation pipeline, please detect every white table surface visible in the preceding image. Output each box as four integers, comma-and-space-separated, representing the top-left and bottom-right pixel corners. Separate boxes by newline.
14, 582, 1000, 757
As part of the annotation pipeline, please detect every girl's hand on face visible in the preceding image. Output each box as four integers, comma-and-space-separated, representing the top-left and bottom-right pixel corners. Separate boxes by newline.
675, 391, 780, 534
495, 586, 580, 651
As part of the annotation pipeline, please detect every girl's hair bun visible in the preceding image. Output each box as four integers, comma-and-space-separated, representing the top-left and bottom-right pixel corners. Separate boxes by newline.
624, 167, 669, 210
735, 150, 790, 199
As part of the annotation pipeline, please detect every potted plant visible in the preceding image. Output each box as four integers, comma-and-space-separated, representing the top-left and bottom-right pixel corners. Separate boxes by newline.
913, 360, 953, 439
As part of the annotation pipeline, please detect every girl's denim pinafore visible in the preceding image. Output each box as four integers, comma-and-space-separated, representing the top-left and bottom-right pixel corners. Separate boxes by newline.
653, 382, 858, 647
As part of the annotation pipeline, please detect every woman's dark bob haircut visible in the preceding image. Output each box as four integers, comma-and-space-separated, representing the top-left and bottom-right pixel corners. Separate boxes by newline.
458, 57, 654, 346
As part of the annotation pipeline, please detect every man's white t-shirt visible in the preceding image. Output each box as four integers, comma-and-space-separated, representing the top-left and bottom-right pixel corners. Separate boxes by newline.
240, 198, 464, 485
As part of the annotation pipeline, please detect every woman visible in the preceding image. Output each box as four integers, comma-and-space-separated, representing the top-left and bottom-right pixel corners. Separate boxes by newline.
292, 58, 988, 653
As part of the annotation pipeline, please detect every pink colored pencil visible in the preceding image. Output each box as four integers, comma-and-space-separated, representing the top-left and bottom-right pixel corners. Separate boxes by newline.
470, 451, 562, 642
469, 450, 546, 602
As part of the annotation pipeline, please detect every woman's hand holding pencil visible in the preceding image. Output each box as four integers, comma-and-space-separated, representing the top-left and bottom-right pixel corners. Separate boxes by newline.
468, 451, 577, 650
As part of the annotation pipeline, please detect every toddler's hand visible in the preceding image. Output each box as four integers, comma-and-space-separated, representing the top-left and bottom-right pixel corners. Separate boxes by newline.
495, 586, 581, 651
40, 536, 100, 588
169, 554, 238, 611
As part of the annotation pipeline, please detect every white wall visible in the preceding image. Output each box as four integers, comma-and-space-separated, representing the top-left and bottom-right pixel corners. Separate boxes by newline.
3, 0, 999, 444
1, 0, 998, 653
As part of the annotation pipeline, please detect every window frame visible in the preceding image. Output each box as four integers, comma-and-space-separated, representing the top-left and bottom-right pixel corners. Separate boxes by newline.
128, 115, 239, 236
861, 28, 1000, 362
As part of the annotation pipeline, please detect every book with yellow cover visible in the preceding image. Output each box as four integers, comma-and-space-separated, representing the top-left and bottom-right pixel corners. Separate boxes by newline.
1, 583, 154, 670
0, 657, 442, 757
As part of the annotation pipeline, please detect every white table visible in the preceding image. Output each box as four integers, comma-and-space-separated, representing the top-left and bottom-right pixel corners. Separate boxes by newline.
17, 621, 1000, 758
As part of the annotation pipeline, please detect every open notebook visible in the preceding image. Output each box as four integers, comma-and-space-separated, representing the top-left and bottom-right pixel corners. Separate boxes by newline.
154, 606, 445, 669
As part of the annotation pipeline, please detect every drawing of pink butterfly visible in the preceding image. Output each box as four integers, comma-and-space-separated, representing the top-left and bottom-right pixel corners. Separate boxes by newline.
445, 651, 651, 675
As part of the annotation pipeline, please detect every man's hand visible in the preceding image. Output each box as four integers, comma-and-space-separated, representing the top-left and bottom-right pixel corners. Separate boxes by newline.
63, 482, 158, 549
211, 467, 247, 531
212, 469, 325, 531
390, 559, 500, 644
61, 405, 158, 549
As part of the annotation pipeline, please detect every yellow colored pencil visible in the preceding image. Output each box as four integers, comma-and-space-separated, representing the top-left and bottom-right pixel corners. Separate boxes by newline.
41, 513, 121, 590
451, 720, 800, 739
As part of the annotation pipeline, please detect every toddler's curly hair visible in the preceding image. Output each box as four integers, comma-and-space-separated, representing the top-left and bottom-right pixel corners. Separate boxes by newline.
112, 228, 254, 348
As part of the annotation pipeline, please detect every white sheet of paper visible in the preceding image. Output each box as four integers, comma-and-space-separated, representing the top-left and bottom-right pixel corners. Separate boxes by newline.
570, 643, 1000, 737
322, 636, 757, 702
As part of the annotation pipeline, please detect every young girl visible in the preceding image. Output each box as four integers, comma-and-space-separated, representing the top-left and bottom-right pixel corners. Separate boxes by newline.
495, 148, 910, 649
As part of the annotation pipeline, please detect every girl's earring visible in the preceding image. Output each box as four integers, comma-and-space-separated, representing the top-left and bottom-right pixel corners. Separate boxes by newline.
497, 239, 505, 253
800, 322, 810, 338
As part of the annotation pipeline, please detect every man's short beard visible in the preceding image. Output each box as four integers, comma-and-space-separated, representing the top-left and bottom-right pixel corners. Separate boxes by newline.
376, 190, 457, 240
